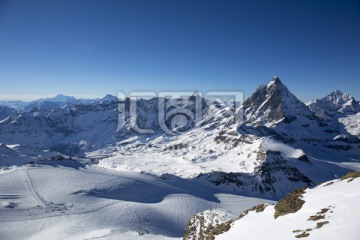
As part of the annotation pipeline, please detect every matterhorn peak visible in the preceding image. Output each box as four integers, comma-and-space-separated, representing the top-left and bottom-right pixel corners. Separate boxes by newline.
242, 76, 314, 127
190, 91, 202, 99
267, 75, 283, 87
271, 75, 281, 83
192, 90, 201, 96
187, 91, 203, 103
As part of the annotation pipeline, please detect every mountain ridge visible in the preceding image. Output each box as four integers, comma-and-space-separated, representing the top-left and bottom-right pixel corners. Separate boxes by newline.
0, 77, 359, 200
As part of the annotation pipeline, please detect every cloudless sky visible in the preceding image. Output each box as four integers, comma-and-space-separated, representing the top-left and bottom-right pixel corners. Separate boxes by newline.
0, 0, 359, 101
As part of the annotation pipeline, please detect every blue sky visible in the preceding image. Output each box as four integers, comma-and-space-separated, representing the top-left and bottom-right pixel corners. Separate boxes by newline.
0, 0, 359, 101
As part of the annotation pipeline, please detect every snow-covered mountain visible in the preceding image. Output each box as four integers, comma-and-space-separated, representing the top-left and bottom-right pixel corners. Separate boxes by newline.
100, 94, 118, 105
37, 94, 77, 103
1, 77, 360, 239
0, 100, 28, 110
0, 77, 359, 196
0, 105, 17, 121
23, 94, 99, 111
0, 94, 98, 111
0, 99, 118, 153
215, 77, 344, 153
307, 90, 360, 138
242, 77, 315, 127
308, 90, 360, 118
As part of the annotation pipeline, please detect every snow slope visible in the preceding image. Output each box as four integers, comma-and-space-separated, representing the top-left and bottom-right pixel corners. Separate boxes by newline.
339, 113, 360, 137
216, 174, 360, 240
0, 164, 273, 240
0, 144, 61, 167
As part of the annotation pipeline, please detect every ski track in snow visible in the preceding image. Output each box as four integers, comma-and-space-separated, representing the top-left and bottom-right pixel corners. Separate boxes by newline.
38, 220, 46, 233
24, 169, 48, 208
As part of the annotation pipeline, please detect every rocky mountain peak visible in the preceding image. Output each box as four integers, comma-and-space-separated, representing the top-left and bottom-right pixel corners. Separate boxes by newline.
242, 77, 314, 127
268, 75, 282, 86
326, 90, 354, 103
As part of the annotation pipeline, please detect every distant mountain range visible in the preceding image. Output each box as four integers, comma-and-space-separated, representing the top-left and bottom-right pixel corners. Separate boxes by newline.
0, 94, 99, 110
1, 77, 359, 200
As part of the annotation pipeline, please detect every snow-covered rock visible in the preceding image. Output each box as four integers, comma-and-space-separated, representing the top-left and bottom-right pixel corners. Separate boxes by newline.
183, 209, 235, 240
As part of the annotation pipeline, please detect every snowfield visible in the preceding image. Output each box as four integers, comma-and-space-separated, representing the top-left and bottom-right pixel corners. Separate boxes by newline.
93, 127, 264, 177
0, 164, 272, 240
339, 113, 360, 137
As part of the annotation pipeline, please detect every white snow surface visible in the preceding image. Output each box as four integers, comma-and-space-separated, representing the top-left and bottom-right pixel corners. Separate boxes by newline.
339, 113, 360, 137
216, 177, 360, 240
0, 164, 272, 240
92, 127, 264, 177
